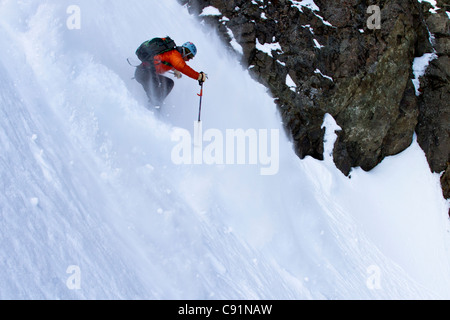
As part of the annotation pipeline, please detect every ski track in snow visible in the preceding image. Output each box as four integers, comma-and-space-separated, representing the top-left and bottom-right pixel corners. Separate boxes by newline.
0, 0, 449, 299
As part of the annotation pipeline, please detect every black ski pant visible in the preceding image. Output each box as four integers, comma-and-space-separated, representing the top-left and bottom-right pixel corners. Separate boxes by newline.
135, 65, 174, 106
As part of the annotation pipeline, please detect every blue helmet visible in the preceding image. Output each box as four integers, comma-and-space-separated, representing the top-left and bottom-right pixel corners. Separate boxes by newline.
182, 42, 197, 58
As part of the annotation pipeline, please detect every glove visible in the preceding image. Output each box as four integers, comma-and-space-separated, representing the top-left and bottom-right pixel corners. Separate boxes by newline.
173, 70, 182, 79
198, 72, 207, 85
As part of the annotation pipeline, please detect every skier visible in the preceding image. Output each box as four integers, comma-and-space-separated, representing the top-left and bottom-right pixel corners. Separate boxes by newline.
134, 38, 207, 108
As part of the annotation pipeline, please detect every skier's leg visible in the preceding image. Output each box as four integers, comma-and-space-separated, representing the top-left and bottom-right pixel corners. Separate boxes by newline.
155, 75, 174, 105
135, 66, 149, 87
135, 66, 159, 106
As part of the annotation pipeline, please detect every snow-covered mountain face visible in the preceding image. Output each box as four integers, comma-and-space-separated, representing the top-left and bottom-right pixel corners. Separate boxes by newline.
0, 0, 449, 299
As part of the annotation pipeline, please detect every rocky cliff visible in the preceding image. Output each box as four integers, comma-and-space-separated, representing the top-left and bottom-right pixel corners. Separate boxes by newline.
178, 0, 450, 201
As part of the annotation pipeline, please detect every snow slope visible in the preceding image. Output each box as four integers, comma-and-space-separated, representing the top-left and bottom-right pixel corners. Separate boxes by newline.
0, 0, 449, 299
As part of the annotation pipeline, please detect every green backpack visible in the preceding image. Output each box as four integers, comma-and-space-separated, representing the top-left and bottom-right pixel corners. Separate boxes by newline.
136, 36, 177, 62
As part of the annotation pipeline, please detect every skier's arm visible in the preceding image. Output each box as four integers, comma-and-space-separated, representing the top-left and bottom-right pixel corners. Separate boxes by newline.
168, 53, 200, 80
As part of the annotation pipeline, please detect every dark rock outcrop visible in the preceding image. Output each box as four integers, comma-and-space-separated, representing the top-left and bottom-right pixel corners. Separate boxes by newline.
178, 0, 450, 201
415, 0, 449, 201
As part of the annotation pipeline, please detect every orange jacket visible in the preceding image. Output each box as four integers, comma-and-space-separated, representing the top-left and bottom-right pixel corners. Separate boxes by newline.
153, 50, 200, 80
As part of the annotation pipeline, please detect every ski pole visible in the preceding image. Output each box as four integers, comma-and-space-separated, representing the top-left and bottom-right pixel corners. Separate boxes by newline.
197, 82, 204, 122
127, 58, 141, 67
